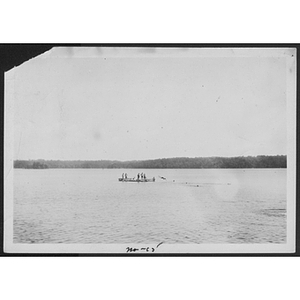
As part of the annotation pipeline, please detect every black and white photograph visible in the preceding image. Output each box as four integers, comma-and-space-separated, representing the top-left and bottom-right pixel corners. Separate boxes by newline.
3, 46, 296, 254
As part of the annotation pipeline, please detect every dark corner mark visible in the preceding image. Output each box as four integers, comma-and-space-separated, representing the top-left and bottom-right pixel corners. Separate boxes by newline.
0, 45, 53, 72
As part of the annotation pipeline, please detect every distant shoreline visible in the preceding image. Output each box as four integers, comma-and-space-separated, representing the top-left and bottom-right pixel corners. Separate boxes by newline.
14, 155, 287, 169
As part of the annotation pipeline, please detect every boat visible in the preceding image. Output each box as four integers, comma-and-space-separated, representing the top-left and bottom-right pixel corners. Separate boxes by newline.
118, 177, 155, 182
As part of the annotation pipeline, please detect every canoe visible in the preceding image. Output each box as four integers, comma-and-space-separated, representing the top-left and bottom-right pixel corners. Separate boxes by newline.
118, 177, 155, 182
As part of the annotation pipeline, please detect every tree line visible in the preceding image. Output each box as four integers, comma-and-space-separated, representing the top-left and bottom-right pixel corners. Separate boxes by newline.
14, 155, 287, 169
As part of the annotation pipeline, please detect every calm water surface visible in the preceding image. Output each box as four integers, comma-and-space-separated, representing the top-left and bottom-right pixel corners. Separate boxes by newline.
13, 169, 286, 244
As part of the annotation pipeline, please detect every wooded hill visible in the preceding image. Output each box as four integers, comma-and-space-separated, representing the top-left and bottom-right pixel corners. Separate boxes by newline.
14, 155, 287, 169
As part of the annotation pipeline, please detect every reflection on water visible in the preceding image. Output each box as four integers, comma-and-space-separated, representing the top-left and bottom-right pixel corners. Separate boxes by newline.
13, 169, 286, 244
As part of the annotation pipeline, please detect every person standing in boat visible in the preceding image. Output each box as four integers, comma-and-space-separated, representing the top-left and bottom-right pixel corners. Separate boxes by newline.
122, 173, 124, 180
137, 173, 140, 180
144, 173, 146, 179
125, 173, 127, 179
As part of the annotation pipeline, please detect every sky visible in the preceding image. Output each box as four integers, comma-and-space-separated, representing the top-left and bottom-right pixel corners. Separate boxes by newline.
8, 47, 291, 161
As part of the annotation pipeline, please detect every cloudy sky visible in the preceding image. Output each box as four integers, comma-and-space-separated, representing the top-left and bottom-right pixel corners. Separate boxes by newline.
8, 47, 291, 161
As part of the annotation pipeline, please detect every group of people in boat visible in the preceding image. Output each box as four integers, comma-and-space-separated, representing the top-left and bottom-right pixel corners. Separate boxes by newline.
136, 172, 147, 180
121, 172, 147, 180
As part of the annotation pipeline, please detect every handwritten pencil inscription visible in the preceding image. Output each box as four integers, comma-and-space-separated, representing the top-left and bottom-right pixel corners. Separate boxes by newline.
126, 242, 163, 253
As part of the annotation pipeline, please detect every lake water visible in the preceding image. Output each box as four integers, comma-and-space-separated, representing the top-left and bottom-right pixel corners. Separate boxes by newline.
13, 168, 286, 244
